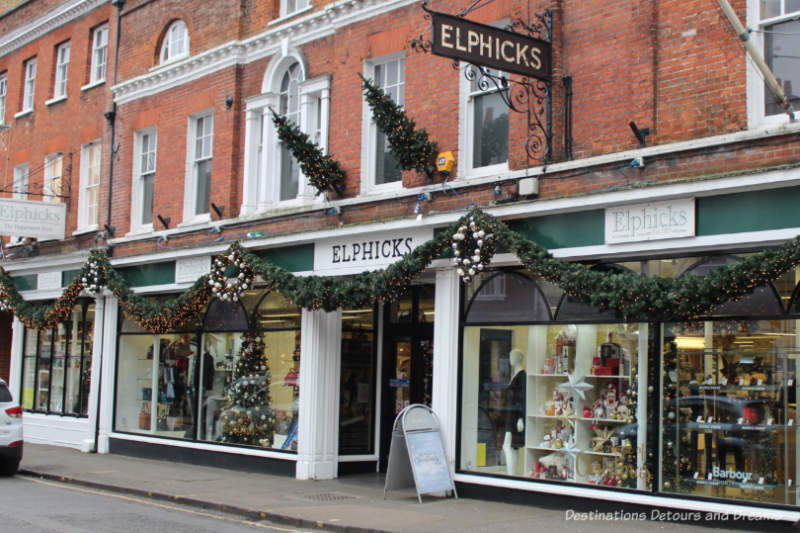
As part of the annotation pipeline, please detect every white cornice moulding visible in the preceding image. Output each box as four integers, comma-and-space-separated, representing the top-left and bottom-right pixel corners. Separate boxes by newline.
0, 0, 109, 57
111, 0, 416, 105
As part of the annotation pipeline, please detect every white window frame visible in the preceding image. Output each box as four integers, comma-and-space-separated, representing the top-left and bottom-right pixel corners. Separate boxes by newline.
746, 0, 800, 127
130, 128, 157, 233
241, 53, 329, 215
160, 20, 189, 65
77, 140, 101, 232
183, 110, 213, 224
0, 73, 6, 124
360, 52, 405, 195
280, 0, 310, 18
54, 41, 70, 100
44, 153, 63, 203
10, 163, 29, 243
90, 24, 108, 85
22, 57, 36, 112
458, 62, 510, 179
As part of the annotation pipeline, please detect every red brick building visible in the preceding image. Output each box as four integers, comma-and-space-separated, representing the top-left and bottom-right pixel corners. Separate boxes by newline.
2, 0, 800, 520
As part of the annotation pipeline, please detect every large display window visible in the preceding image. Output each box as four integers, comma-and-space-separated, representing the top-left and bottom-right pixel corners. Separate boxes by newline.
114, 290, 301, 451
339, 305, 376, 455
21, 299, 94, 416
460, 271, 650, 490
660, 260, 800, 505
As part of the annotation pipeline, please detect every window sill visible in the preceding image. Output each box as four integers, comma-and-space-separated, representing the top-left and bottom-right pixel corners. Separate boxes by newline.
178, 214, 212, 228
72, 224, 99, 237
462, 162, 510, 181
14, 108, 33, 119
81, 79, 105, 92
268, 4, 313, 26
45, 95, 67, 107
125, 224, 154, 238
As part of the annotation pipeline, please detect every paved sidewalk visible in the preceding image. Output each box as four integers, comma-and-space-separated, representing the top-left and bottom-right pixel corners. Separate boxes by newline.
15, 443, 793, 532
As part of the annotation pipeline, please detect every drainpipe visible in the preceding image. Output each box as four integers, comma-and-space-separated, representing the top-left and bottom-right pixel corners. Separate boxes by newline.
93, 0, 125, 453
716, 0, 795, 121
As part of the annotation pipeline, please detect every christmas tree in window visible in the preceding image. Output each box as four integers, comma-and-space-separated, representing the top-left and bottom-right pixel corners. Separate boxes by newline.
219, 332, 276, 446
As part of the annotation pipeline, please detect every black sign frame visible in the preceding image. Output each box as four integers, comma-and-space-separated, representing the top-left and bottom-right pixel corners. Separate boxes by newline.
431, 11, 551, 81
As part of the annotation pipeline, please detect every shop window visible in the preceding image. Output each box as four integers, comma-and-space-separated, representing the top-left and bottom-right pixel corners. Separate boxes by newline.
20, 301, 94, 416
78, 140, 101, 231
131, 128, 156, 232
460, 270, 649, 490
660, 318, 799, 504
184, 110, 213, 222
241, 52, 329, 213
160, 20, 189, 64
114, 290, 301, 452
340, 306, 376, 454
361, 54, 404, 192
89, 24, 108, 85
53, 41, 69, 100
22, 57, 36, 112
751, 0, 800, 122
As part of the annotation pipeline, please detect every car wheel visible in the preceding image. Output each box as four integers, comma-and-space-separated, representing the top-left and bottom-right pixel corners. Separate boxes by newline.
0, 460, 19, 476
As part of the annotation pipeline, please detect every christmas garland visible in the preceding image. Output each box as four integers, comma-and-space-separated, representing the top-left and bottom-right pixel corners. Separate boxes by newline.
2, 208, 800, 332
360, 74, 438, 175
270, 109, 346, 197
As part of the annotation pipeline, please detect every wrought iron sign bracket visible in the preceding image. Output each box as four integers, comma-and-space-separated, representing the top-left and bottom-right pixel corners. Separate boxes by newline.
414, 3, 554, 167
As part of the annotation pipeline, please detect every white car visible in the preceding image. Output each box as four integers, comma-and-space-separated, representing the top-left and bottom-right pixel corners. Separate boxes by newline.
0, 378, 22, 475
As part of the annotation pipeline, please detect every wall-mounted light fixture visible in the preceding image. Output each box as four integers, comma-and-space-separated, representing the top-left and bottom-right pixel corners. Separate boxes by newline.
629, 121, 650, 147
156, 214, 170, 229
103, 224, 115, 237
225, 94, 234, 110
211, 202, 225, 219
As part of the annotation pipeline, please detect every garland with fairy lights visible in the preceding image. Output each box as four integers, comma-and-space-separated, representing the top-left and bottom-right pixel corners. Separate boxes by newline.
3, 208, 800, 332
270, 109, 346, 197
451, 214, 495, 282
360, 74, 438, 175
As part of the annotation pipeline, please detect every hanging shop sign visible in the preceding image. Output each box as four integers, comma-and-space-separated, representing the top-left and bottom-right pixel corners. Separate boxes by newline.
430, 11, 551, 80
0, 198, 66, 240
605, 198, 695, 244
314, 226, 433, 274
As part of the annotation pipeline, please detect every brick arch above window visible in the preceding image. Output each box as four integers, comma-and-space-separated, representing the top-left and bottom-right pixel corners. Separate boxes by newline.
156, 19, 190, 65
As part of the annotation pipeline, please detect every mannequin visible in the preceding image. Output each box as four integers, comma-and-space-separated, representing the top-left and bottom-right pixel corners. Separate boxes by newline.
502, 349, 526, 476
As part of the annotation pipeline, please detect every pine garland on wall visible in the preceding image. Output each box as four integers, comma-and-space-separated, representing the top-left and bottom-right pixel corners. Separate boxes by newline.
360, 74, 438, 176
270, 109, 346, 197
3, 208, 800, 332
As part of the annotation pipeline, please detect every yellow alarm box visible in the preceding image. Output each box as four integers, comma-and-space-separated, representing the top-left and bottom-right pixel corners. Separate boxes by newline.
436, 151, 455, 176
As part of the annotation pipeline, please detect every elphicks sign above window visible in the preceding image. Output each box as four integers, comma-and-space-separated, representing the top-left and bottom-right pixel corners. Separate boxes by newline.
430, 11, 551, 80
605, 198, 695, 244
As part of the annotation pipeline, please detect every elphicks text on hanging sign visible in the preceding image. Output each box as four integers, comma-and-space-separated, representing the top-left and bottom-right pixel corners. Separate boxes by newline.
430, 11, 551, 80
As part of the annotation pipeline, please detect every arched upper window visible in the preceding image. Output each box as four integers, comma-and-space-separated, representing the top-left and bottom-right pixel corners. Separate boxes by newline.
278, 62, 302, 201
241, 50, 331, 214
465, 272, 551, 324
160, 20, 189, 64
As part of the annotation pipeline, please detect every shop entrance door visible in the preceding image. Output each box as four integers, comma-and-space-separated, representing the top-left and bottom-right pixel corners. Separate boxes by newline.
380, 284, 435, 470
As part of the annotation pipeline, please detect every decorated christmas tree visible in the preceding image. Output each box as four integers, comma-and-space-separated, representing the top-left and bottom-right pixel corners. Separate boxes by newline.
219, 333, 276, 446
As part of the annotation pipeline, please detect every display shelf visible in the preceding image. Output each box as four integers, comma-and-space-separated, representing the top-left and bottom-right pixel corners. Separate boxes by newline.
683, 422, 786, 432
691, 479, 778, 491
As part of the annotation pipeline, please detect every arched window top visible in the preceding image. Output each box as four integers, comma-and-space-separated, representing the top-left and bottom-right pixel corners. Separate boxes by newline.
279, 62, 302, 121
790, 282, 800, 315
465, 272, 552, 324
203, 298, 249, 332
683, 255, 784, 317
554, 264, 628, 322
160, 20, 189, 64
261, 51, 307, 94
251, 291, 301, 330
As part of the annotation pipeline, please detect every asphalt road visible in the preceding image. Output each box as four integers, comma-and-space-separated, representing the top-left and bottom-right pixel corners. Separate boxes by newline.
0, 475, 320, 533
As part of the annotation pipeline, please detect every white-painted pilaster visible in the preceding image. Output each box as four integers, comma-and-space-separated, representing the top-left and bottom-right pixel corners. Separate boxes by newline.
96, 294, 118, 453
8, 317, 24, 400
82, 294, 105, 452
296, 308, 342, 480
432, 267, 461, 473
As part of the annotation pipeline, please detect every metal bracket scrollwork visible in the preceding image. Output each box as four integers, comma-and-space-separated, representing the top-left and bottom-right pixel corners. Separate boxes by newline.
459, 9, 553, 165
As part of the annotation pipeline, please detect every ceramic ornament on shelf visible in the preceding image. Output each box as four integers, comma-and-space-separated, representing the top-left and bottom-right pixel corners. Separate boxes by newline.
557, 372, 594, 402
208, 244, 255, 302
451, 213, 495, 283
